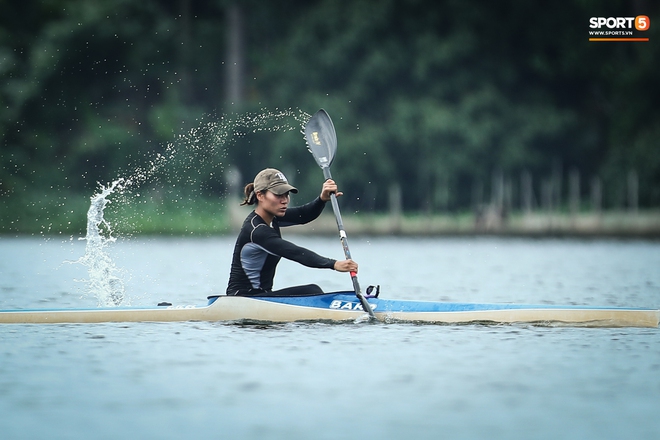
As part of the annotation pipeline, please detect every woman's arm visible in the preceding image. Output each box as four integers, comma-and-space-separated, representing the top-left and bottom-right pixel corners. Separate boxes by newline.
279, 197, 327, 227
259, 229, 336, 269
279, 179, 343, 226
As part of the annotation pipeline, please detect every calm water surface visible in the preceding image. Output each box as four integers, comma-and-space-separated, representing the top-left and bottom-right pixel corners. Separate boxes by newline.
1, 236, 660, 440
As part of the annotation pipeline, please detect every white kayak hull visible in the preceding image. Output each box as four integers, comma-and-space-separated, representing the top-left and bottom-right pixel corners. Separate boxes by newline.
0, 292, 658, 327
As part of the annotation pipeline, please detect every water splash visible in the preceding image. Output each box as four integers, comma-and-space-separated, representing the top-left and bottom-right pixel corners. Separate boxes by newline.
77, 179, 127, 307
76, 108, 311, 307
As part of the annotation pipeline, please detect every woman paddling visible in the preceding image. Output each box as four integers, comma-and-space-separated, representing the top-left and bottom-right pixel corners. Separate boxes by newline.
226, 168, 358, 296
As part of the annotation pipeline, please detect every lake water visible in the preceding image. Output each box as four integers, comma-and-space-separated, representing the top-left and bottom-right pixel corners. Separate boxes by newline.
1, 235, 660, 439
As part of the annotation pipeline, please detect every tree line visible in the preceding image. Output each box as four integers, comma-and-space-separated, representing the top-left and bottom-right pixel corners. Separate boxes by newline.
1, 0, 658, 233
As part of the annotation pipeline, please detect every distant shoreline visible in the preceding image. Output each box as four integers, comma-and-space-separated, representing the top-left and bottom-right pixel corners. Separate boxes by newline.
246, 208, 660, 239
3, 206, 659, 239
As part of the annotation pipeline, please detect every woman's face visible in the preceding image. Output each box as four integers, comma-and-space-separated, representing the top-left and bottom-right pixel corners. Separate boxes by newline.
257, 190, 290, 217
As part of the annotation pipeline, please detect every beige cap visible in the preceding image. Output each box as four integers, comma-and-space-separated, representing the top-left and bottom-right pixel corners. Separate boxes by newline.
253, 168, 298, 195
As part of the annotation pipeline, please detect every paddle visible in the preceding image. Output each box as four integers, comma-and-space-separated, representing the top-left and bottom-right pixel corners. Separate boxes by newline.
304, 109, 377, 320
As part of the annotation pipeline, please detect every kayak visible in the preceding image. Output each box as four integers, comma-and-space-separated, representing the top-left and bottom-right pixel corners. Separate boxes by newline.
0, 292, 658, 327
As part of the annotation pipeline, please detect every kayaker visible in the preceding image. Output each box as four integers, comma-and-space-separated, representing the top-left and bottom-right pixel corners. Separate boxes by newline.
226, 168, 358, 296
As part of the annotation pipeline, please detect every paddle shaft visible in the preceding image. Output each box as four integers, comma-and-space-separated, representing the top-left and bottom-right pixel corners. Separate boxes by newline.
322, 167, 376, 319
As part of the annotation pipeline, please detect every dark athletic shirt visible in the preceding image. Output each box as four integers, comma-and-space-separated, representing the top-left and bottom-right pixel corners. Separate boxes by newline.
226, 197, 336, 295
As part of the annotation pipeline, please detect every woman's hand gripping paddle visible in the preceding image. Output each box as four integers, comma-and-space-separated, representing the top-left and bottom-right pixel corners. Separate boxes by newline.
304, 109, 377, 320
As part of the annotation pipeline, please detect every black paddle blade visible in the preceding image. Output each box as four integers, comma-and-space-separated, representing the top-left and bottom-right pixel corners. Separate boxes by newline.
304, 109, 337, 169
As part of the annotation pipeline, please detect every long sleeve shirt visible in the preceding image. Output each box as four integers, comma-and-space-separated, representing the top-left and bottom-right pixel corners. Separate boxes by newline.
226, 197, 336, 295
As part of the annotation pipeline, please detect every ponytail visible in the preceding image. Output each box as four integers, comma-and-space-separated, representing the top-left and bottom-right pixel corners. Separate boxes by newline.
240, 183, 258, 206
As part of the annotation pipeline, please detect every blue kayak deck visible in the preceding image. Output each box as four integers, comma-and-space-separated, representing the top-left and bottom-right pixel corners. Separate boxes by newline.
252, 292, 653, 312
